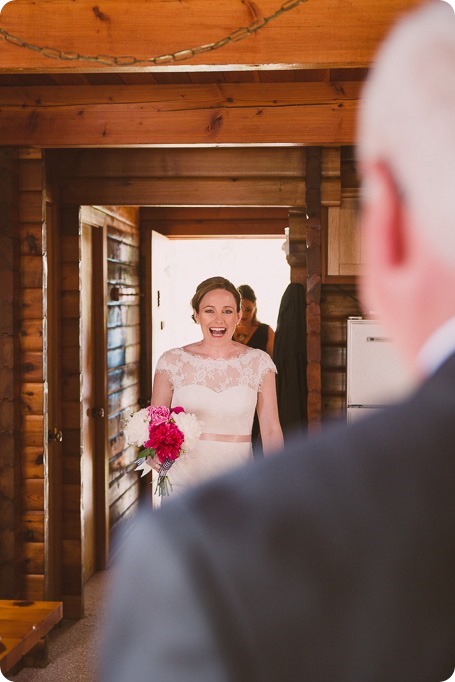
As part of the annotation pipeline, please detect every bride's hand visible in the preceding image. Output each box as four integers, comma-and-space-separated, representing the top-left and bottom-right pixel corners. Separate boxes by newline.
146, 455, 162, 473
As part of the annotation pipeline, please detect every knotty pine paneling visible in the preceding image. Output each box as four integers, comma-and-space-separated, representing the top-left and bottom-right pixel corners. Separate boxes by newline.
19, 223, 42, 257
109, 484, 141, 530
22, 575, 45, 601
19, 319, 44, 353
20, 288, 44, 319
104, 206, 141, 533
2, 83, 358, 147
0, 148, 21, 598
22, 478, 45, 512
23, 541, 45, 574
22, 448, 44, 480
59, 204, 84, 610
0, 0, 423, 72
17, 150, 46, 601
56, 149, 306, 180
23, 511, 44, 543
21, 382, 44, 416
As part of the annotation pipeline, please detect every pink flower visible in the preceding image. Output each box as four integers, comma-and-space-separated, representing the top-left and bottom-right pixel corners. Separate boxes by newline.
171, 406, 185, 415
148, 405, 170, 426
145, 421, 184, 463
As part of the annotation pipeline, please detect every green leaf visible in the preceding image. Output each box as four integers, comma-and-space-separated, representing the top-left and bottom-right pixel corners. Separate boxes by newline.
140, 447, 156, 459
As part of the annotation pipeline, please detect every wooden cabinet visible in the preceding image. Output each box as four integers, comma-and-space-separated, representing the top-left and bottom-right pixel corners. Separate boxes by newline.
324, 197, 363, 281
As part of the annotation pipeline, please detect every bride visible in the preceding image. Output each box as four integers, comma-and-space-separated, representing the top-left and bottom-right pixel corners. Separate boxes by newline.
150, 276, 284, 495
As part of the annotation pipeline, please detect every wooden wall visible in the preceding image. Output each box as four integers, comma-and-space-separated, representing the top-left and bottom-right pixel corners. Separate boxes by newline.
103, 206, 142, 539
321, 284, 362, 422
0, 154, 143, 608
19, 150, 47, 601
140, 207, 289, 238
320, 149, 362, 422
47, 147, 341, 208
0, 148, 22, 598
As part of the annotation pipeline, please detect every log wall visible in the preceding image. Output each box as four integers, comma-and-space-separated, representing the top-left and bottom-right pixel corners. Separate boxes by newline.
0, 148, 22, 598
18, 149, 46, 601
59, 204, 83, 616
103, 207, 142, 537
4, 176, 143, 608
321, 284, 363, 422
47, 147, 340, 208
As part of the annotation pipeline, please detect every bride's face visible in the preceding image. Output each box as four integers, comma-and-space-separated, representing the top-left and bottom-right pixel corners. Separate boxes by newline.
194, 289, 241, 342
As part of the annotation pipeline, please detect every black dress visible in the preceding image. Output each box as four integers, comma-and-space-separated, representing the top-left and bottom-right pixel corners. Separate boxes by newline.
247, 323, 270, 352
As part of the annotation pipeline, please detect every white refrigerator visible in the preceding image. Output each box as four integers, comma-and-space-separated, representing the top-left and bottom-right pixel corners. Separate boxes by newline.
346, 317, 414, 423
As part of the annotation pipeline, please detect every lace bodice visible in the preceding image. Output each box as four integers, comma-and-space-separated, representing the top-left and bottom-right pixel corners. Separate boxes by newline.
153, 347, 276, 494
155, 346, 276, 393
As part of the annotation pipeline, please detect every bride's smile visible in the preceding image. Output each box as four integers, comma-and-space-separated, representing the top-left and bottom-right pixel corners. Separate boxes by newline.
209, 326, 227, 337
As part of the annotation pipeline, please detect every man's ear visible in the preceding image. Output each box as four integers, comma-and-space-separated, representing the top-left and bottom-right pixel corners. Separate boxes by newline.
362, 161, 406, 268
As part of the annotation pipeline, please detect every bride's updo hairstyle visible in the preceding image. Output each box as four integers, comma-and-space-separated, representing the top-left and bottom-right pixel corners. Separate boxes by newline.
191, 277, 241, 322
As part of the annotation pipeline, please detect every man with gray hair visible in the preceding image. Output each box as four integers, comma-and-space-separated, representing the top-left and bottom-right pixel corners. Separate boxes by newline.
101, 4, 455, 680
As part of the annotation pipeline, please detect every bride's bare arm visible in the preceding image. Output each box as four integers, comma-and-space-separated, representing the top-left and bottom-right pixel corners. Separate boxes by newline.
257, 371, 284, 455
150, 370, 173, 408
147, 371, 174, 471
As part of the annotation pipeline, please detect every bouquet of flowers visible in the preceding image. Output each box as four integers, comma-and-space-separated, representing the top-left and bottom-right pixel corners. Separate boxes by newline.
124, 405, 202, 496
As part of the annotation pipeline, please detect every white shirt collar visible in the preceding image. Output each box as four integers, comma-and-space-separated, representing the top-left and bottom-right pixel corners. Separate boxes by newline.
417, 316, 455, 377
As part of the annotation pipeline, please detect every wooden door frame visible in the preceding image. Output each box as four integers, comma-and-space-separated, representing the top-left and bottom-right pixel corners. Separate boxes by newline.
139, 224, 153, 406
45, 192, 63, 600
46, 200, 109, 611
78, 208, 110, 573
90, 218, 110, 571
45, 146, 311, 608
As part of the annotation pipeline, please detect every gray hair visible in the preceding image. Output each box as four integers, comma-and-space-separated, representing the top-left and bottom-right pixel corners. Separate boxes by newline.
357, 2, 455, 264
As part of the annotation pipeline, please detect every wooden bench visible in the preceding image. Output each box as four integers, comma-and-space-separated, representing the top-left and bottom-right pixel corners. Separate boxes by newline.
0, 599, 63, 675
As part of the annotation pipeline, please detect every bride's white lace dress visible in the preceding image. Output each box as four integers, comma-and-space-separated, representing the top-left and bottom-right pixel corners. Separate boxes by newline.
155, 346, 276, 495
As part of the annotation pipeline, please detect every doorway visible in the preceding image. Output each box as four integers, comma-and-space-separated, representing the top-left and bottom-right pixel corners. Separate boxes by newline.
151, 235, 290, 371
44, 146, 301, 614
80, 216, 109, 583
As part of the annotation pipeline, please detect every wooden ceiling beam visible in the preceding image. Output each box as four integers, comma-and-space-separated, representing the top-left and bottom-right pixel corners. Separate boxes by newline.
140, 207, 289, 220
0, 82, 360, 146
59, 176, 339, 207
48, 148, 307, 178
61, 177, 306, 206
0, 0, 426, 72
141, 219, 288, 238
47, 148, 337, 183
140, 205, 290, 236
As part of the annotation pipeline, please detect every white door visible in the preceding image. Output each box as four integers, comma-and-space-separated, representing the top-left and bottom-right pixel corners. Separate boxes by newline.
151, 231, 174, 375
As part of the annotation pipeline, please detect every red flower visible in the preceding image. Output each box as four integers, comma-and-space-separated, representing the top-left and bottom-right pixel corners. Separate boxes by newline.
171, 406, 185, 415
148, 405, 171, 426
145, 421, 184, 463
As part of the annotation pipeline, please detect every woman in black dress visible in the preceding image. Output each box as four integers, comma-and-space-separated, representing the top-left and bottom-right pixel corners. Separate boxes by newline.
233, 284, 275, 357
234, 284, 276, 454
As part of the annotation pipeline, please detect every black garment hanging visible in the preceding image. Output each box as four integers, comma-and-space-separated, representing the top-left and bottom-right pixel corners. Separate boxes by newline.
273, 282, 308, 440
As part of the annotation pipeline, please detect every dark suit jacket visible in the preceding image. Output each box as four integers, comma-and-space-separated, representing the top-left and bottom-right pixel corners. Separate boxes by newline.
101, 354, 455, 682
